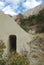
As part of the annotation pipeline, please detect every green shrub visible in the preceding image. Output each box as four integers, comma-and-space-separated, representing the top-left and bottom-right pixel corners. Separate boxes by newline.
36, 11, 44, 24
0, 40, 6, 65
40, 24, 44, 32
6, 52, 29, 65
0, 40, 6, 57
28, 15, 36, 21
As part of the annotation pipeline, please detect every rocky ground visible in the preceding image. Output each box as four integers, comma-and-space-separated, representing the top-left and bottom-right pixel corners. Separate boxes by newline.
27, 36, 44, 65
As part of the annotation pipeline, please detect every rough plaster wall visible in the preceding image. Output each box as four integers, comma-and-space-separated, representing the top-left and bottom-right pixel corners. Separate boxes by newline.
0, 11, 33, 55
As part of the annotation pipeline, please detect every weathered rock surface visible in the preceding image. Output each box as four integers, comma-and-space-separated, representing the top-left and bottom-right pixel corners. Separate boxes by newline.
28, 37, 44, 65
22, 2, 44, 17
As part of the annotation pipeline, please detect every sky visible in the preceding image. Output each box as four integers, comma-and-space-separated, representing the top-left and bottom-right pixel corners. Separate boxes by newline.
0, 0, 44, 16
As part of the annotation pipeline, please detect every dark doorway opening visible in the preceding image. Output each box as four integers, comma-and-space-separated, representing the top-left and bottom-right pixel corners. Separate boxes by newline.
9, 35, 16, 52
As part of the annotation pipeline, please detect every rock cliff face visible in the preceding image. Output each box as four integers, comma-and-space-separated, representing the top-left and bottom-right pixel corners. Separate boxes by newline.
28, 37, 44, 65
22, 2, 44, 17
12, 2, 44, 24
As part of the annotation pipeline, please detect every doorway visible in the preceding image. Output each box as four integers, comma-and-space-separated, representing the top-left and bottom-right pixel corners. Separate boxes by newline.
9, 35, 16, 52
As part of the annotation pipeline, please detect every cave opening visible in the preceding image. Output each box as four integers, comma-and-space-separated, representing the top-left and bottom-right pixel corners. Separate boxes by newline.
9, 35, 16, 52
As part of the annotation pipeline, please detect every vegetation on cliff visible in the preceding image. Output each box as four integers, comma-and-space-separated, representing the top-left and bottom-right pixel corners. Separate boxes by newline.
20, 9, 44, 33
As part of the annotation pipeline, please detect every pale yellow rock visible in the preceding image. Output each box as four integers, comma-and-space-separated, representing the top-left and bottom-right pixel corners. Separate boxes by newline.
0, 11, 33, 56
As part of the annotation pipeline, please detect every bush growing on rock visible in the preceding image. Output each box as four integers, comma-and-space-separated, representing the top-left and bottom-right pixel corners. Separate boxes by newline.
5, 52, 29, 65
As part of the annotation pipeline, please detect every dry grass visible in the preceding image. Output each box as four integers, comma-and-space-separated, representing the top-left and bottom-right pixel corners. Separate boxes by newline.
34, 33, 44, 38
